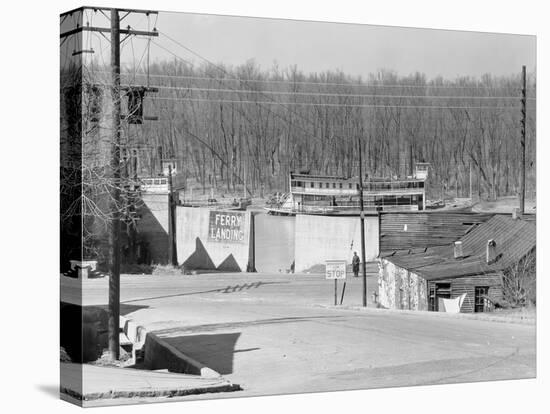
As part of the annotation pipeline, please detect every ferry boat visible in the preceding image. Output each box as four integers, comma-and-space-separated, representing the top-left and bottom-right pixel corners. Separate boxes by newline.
266, 163, 429, 215
139, 176, 170, 194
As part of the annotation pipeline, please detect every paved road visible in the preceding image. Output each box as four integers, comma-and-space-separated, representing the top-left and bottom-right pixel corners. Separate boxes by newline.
61, 270, 536, 399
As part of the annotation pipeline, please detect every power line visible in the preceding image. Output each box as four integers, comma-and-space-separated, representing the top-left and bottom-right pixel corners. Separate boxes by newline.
66, 76, 536, 100
148, 36, 343, 177
150, 39, 197, 68
152, 35, 323, 141
112, 69, 535, 91
148, 96, 521, 110
64, 73, 538, 102
156, 34, 320, 129
129, 84, 535, 100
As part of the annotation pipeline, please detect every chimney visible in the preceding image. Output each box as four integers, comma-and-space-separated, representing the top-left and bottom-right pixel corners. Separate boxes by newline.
486, 239, 497, 264
454, 241, 463, 259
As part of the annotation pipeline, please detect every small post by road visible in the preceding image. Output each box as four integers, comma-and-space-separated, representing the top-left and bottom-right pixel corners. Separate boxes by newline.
334, 279, 338, 306
340, 281, 347, 305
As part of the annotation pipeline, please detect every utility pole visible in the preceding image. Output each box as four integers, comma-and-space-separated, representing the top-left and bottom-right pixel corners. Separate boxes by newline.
469, 161, 472, 200
108, 7, 121, 361
243, 161, 247, 199
60, 6, 159, 361
519, 65, 527, 214
409, 139, 414, 177
168, 164, 178, 266
357, 136, 367, 307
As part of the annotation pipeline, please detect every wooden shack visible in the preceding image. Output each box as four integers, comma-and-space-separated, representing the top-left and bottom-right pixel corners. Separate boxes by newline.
378, 215, 535, 313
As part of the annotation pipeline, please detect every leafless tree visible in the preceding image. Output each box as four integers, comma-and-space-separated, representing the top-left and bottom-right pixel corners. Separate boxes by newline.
502, 250, 536, 308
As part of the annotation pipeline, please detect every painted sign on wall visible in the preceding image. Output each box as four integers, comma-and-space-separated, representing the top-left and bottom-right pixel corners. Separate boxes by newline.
208, 210, 246, 243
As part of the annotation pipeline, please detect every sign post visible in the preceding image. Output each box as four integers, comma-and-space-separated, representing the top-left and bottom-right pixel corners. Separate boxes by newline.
326, 260, 347, 306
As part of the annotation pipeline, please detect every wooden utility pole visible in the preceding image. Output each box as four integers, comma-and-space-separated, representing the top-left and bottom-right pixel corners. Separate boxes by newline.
357, 136, 367, 307
108, 7, 122, 361
243, 161, 247, 199
168, 164, 178, 266
409, 139, 414, 177
469, 161, 472, 200
60, 6, 159, 362
519, 65, 527, 214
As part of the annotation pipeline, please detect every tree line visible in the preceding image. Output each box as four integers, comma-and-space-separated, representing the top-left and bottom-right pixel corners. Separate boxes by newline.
86, 59, 536, 201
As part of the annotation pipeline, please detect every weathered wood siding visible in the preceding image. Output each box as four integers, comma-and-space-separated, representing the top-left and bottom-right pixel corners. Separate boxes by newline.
380, 259, 503, 313
427, 273, 503, 313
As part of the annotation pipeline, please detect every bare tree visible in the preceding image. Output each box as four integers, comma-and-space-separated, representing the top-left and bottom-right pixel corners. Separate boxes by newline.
502, 251, 536, 308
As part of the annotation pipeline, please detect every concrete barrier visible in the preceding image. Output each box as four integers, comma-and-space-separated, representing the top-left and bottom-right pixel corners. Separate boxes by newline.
143, 333, 221, 378
119, 317, 148, 363
137, 193, 170, 264
176, 207, 252, 272
294, 214, 379, 272
254, 213, 295, 272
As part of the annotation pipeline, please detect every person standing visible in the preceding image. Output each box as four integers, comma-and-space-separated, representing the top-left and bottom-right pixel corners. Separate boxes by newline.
352, 251, 360, 277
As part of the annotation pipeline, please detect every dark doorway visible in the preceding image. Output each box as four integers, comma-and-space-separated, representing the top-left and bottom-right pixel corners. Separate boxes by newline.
474, 286, 490, 313
429, 283, 451, 311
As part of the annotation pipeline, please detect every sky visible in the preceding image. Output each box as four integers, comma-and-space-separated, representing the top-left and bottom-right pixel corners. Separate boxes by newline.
153, 11, 536, 80
65, 9, 536, 81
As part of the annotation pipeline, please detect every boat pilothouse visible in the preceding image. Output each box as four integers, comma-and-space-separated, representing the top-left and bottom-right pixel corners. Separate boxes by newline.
267, 163, 429, 215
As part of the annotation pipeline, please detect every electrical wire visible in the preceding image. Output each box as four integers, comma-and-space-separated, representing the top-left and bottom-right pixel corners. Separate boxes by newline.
113, 68, 535, 91
150, 38, 323, 140
148, 36, 331, 161
120, 84, 534, 100
148, 96, 521, 110
157, 34, 337, 129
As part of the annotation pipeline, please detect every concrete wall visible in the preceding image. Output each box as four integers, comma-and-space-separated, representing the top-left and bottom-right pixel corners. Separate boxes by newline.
136, 193, 169, 264
176, 207, 252, 272
294, 214, 379, 273
254, 213, 295, 273
378, 259, 428, 311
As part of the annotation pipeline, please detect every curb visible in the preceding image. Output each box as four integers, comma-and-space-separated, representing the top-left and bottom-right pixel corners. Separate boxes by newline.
144, 332, 222, 378
60, 382, 241, 403
119, 316, 148, 365
315, 303, 536, 325
119, 316, 226, 379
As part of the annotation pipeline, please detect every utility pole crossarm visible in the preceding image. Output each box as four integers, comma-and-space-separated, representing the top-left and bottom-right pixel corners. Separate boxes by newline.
60, 26, 158, 39
60, 6, 158, 18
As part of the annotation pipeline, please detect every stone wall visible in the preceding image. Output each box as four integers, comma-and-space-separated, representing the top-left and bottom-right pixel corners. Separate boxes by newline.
378, 259, 428, 310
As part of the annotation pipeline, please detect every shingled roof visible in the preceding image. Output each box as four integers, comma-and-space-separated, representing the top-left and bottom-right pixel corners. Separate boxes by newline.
379, 211, 494, 252
383, 215, 536, 281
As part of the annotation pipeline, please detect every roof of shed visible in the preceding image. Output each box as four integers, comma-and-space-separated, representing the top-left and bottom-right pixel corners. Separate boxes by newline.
383, 215, 536, 280
379, 211, 495, 252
